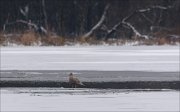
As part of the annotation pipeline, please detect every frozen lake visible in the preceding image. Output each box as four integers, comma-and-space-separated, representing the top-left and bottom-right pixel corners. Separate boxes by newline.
1, 88, 179, 111
1, 46, 179, 71
1, 46, 179, 111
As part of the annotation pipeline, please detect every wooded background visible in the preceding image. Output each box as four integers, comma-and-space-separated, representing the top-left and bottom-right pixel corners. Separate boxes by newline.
0, 0, 180, 44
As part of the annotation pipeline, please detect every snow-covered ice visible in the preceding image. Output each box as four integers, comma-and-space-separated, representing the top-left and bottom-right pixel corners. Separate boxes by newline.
1, 46, 179, 111
1, 46, 179, 71
1, 88, 179, 111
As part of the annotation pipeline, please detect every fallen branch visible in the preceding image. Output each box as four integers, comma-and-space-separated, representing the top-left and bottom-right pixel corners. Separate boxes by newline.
16, 20, 38, 29
106, 5, 174, 40
105, 22, 122, 40
139, 13, 153, 24
122, 21, 149, 39
121, 11, 150, 39
82, 4, 110, 39
3, 20, 47, 35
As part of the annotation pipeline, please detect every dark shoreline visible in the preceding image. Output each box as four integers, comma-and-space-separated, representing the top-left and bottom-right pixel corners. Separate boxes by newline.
1, 81, 179, 89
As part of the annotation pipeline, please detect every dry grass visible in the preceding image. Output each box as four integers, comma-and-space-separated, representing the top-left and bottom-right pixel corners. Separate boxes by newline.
153, 27, 180, 45
153, 30, 170, 44
1, 27, 179, 46
0, 33, 5, 44
77, 36, 87, 44
19, 31, 39, 45
105, 38, 126, 45
1, 31, 65, 46
41, 36, 65, 46
156, 38, 169, 45
77, 36, 102, 45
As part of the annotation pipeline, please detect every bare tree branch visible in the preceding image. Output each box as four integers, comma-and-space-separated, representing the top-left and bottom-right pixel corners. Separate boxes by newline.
105, 22, 122, 40
122, 12, 137, 22
3, 20, 47, 35
122, 12, 149, 39
19, 5, 29, 20
82, 4, 110, 39
16, 20, 38, 29
139, 13, 153, 24
108, 5, 174, 40
138, 5, 173, 13
122, 21, 149, 39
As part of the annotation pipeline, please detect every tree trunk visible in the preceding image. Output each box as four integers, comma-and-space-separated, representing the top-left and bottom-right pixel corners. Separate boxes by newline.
42, 0, 48, 31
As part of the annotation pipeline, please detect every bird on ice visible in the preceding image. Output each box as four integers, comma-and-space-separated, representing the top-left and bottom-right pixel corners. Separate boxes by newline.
69, 73, 84, 88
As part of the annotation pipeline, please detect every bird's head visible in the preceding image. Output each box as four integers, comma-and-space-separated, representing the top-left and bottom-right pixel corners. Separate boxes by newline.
69, 73, 73, 77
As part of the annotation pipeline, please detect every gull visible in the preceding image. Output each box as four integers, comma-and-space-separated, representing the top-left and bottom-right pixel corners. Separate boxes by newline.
69, 73, 84, 88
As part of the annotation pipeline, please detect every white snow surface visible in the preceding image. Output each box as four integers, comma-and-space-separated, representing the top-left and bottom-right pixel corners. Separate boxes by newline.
1, 45, 179, 71
1, 88, 179, 111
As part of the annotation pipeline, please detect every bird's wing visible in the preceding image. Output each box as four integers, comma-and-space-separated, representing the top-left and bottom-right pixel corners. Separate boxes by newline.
74, 78, 80, 84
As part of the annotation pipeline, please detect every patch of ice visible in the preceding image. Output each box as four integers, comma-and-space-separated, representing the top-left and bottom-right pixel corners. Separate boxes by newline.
1, 88, 179, 111
1, 46, 179, 71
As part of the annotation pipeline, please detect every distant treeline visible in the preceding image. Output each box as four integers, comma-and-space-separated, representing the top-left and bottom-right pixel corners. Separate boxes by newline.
0, 0, 180, 40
